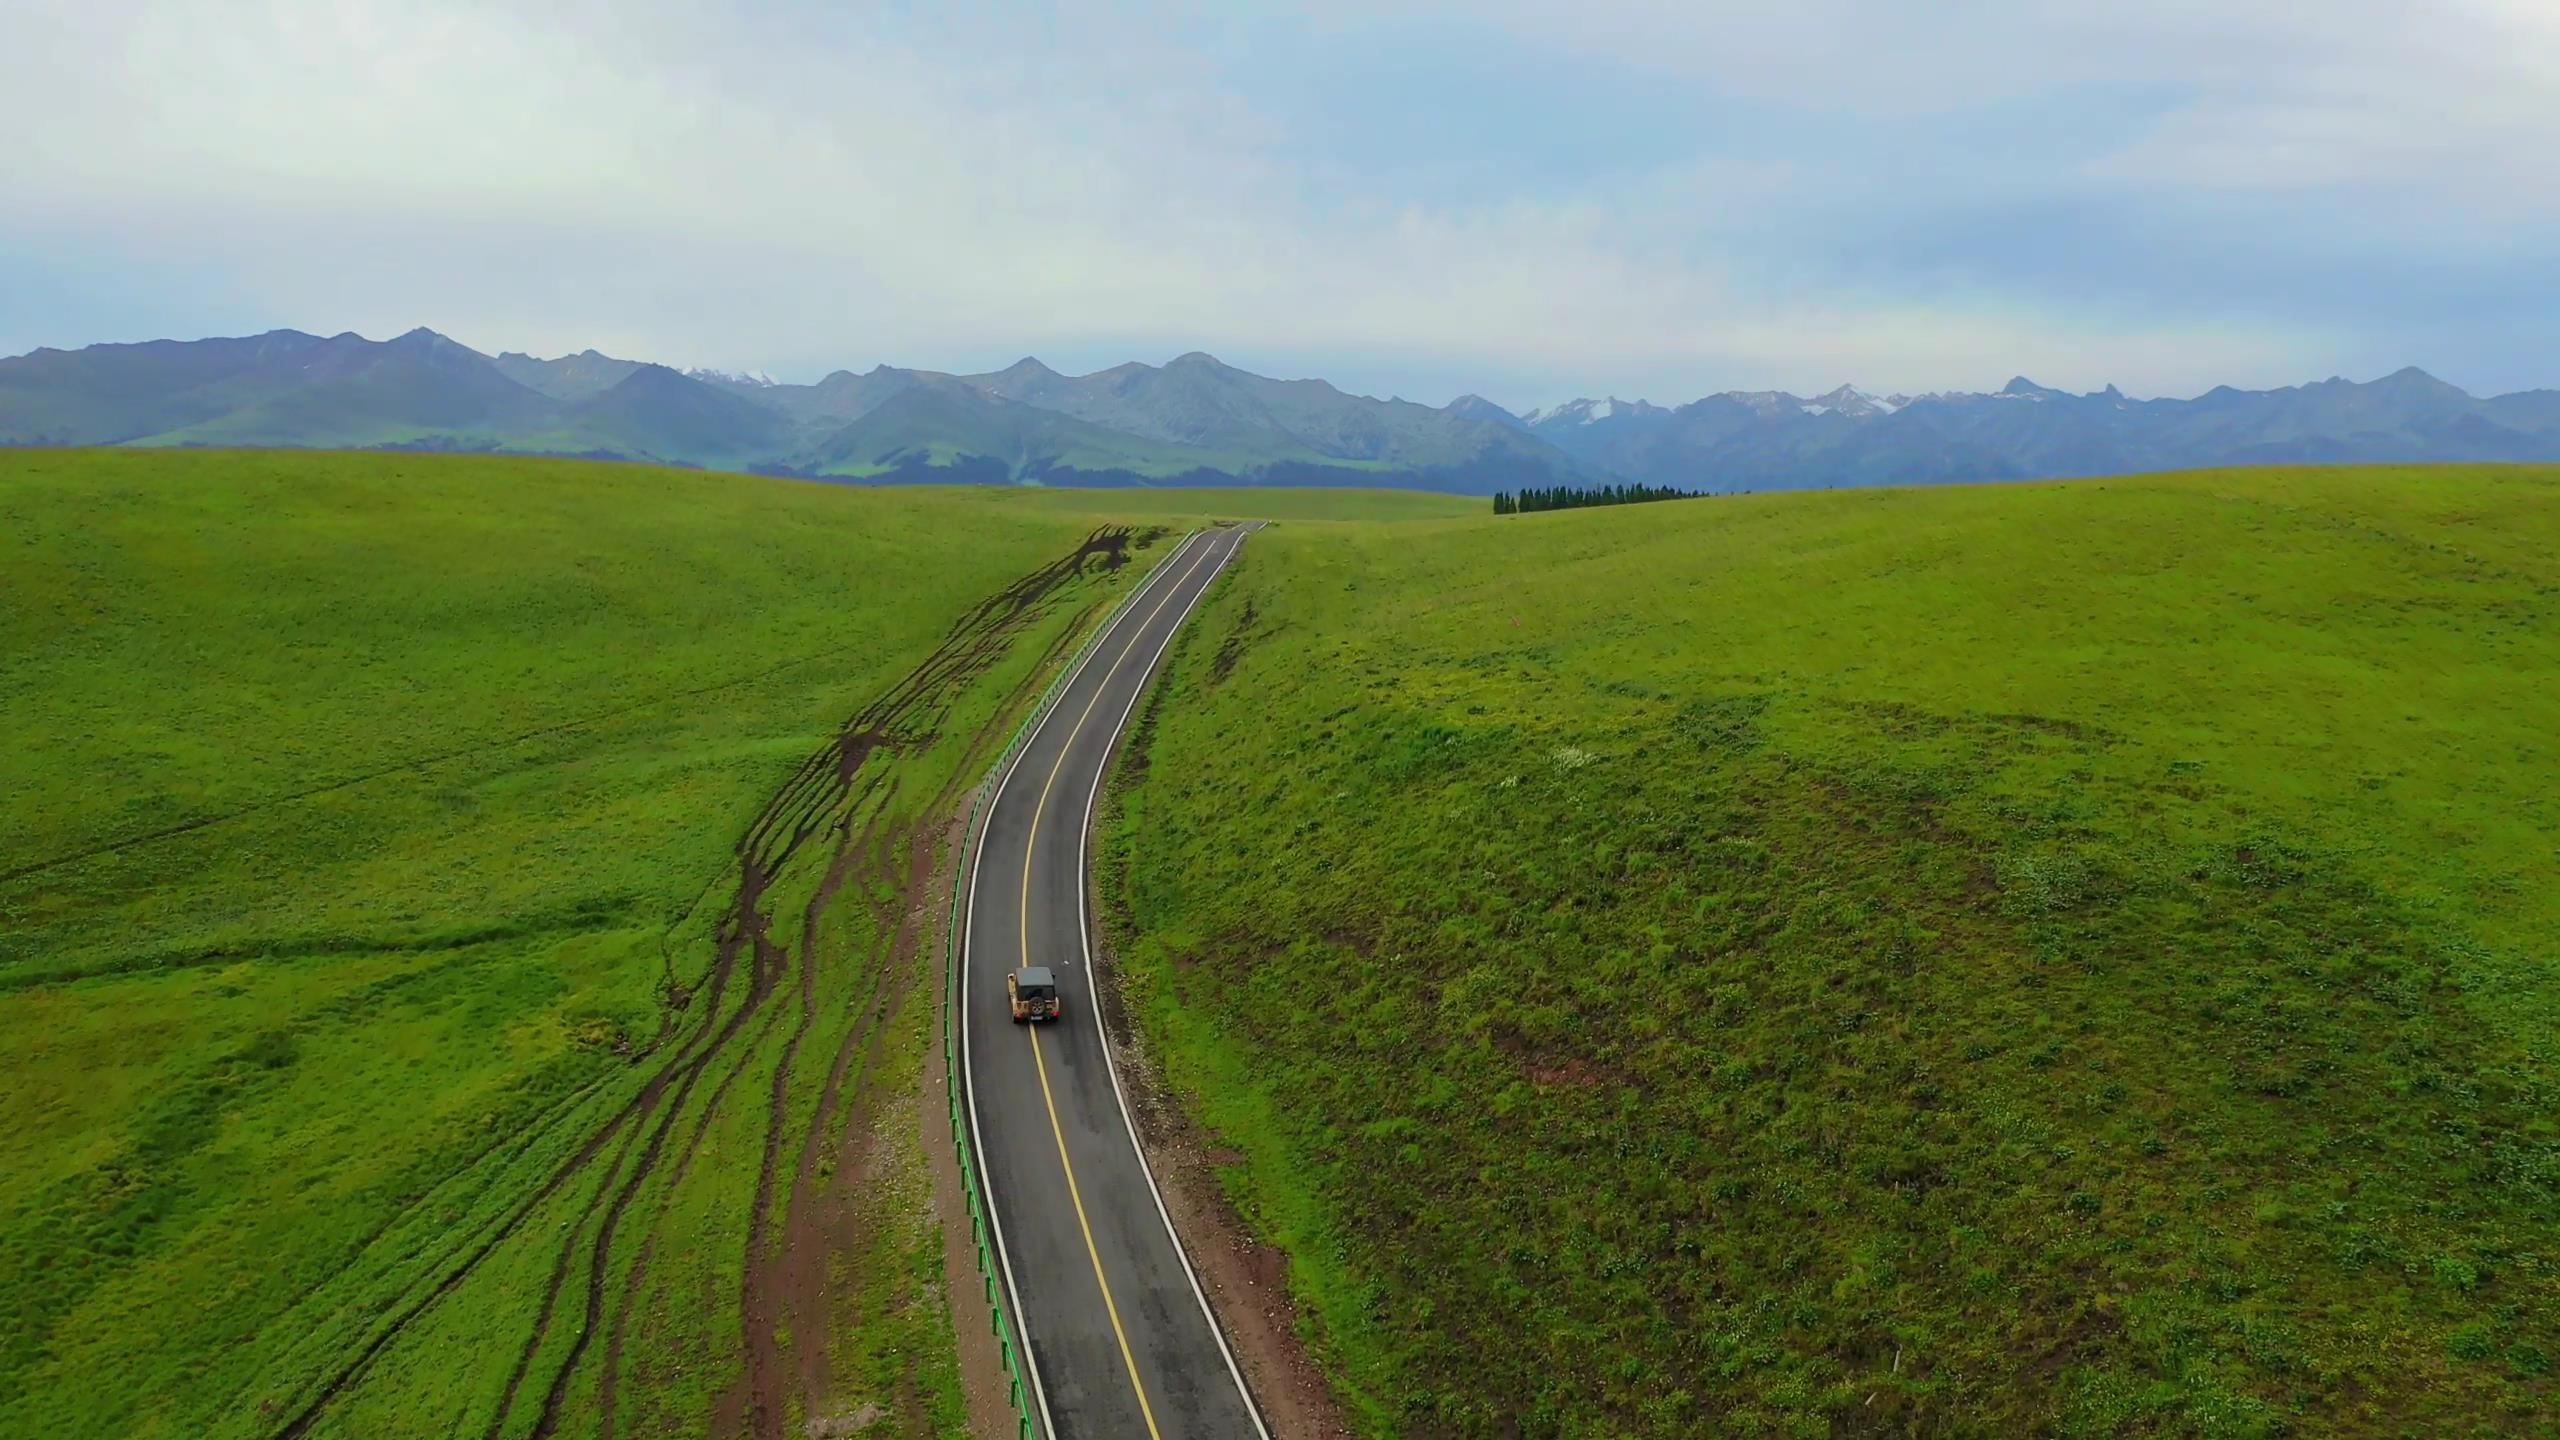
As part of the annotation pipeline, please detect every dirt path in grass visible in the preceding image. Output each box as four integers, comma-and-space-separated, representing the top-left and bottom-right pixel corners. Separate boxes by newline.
270, 528, 1134, 1440
720, 534, 1133, 1439
781, 611, 1094, 1440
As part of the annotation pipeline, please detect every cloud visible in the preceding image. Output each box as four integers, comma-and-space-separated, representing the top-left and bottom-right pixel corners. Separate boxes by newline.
1396, 1, 2560, 218
0, 0, 2548, 403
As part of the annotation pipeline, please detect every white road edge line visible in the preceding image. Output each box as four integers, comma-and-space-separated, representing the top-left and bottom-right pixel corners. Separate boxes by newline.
1072, 523, 1276, 1440
962, 528, 1210, 1440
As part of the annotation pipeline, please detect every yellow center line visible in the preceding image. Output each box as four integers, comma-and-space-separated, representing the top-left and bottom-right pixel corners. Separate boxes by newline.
1015, 531, 1225, 1440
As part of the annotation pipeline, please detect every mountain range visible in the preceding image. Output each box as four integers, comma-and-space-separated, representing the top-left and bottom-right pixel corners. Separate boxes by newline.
1487, 372, 2560, 490
0, 329, 1567, 491
5, 327, 2557, 492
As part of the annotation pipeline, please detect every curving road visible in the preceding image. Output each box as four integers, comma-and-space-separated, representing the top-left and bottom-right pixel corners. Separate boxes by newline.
960, 525, 1269, 1440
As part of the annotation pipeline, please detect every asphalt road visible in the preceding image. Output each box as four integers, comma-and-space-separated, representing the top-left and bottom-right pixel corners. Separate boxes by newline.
960, 525, 1269, 1440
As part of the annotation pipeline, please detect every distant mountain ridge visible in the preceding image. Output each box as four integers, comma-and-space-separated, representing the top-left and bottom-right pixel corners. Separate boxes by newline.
3, 328, 2555, 492
0, 328, 1578, 490
1491, 367, 2560, 491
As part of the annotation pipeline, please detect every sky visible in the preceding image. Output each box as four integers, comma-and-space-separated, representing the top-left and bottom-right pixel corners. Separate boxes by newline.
4, 0, 2555, 410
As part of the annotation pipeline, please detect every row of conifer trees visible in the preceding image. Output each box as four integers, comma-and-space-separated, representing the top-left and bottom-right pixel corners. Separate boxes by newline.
1492, 482, 1705, 515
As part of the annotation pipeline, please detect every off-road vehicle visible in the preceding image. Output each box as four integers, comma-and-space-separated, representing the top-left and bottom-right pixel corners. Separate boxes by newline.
1008, 965, 1061, 1023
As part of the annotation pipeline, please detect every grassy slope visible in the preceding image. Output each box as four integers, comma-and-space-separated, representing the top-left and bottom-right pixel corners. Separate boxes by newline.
0, 450, 1164, 1438
1000, 485, 1482, 524
1102, 466, 2560, 1437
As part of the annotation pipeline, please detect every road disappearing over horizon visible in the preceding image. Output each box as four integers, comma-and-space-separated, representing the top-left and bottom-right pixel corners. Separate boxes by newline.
960, 525, 1269, 1440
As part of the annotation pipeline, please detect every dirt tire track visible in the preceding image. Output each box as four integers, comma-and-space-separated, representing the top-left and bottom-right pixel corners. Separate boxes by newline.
584, 850, 838, 1439
201, 1057, 624, 1433
728, 535, 1143, 1436
729, 790, 900, 1440
273, 528, 1134, 1440
484, 1093, 662, 1439
273, 935, 738, 1440
539, 528, 1135, 1438
725, 553, 1143, 1433
476, 842, 795, 1440
750, 810, 938, 1436
591, 792, 888, 1440
525, 864, 789, 1439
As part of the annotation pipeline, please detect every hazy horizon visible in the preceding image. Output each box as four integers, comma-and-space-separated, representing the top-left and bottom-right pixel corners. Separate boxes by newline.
7, 1, 2554, 411
17, 324, 2548, 418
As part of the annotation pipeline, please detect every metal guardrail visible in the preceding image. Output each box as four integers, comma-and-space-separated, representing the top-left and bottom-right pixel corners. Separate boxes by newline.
940, 532, 1197, 1440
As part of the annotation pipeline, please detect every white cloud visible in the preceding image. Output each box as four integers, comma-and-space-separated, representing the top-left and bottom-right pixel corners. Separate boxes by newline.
2085, 7, 2560, 227
0, 0, 2523, 400
1379, 0, 2560, 221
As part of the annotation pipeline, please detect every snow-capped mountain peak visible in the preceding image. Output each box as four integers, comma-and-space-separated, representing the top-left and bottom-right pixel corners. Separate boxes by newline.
1721, 390, 1798, 418
1519, 396, 1637, 427
689, 367, 780, 388
1800, 385, 1907, 418
1529, 386, 1927, 424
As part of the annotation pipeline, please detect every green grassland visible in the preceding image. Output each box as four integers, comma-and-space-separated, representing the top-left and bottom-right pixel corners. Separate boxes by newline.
1001, 485, 1482, 524
0, 449, 1171, 1438
1101, 466, 2560, 1437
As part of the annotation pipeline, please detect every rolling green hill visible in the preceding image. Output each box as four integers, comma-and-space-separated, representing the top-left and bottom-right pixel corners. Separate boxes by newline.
0, 448, 1170, 1439
17, 448, 2558, 1438
1101, 465, 2560, 1436
1007, 484, 1481, 524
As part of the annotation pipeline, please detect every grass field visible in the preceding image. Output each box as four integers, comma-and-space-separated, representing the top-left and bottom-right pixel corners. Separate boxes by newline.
1100, 465, 2560, 1437
0, 449, 1175, 1439
1000, 485, 1481, 524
